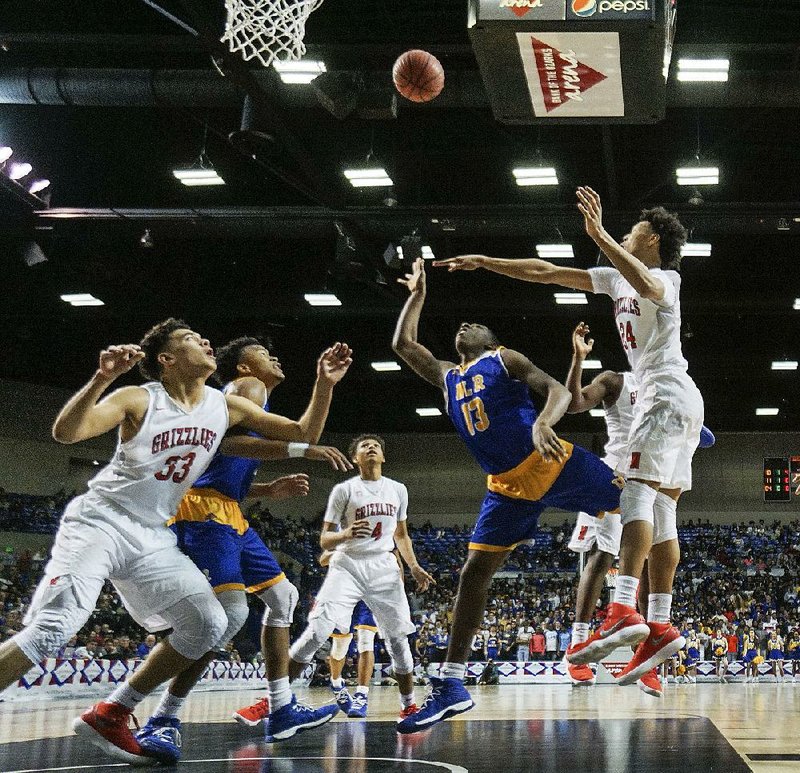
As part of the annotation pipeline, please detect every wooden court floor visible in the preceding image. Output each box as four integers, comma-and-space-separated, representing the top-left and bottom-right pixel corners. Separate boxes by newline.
1, 682, 798, 772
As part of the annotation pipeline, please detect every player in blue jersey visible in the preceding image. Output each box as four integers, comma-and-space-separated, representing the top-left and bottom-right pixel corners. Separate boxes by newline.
136, 337, 354, 756
392, 258, 628, 733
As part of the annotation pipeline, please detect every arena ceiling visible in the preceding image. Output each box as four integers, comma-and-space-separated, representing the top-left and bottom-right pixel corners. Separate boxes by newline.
0, 0, 798, 435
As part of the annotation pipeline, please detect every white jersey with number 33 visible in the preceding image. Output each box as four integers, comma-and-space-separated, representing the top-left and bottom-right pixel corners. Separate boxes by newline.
325, 475, 408, 557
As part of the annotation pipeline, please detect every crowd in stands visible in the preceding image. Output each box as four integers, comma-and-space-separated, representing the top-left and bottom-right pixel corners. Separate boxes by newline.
1, 490, 799, 678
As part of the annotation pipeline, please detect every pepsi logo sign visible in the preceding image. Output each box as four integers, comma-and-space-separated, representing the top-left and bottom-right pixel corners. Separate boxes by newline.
571, 0, 650, 16
571, 0, 596, 16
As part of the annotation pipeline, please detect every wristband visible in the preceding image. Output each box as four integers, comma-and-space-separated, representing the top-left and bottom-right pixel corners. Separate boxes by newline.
288, 442, 310, 458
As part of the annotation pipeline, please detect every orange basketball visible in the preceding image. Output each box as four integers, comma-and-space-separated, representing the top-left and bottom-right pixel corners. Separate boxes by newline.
392, 49, 445, 103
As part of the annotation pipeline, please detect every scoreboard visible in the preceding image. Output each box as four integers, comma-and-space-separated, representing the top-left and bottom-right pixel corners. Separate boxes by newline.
763, 457, 794, 502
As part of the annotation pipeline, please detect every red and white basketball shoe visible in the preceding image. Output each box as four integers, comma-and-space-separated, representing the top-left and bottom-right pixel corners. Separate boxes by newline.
233, 697, 270, 726
616, 622, 685, 686
637, 668, 663, 697
73, 701, 149, 765
566, 603, 650, 665
567, 661, 596, 686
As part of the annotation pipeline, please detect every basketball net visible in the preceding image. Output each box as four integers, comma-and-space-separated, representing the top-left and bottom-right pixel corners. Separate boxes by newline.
222, 0, 324, 68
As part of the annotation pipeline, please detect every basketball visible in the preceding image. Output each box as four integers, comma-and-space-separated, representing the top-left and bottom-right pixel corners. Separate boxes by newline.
392, 49, 445, 103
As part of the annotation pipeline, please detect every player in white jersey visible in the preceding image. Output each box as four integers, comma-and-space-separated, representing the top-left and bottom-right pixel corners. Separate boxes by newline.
0, 318, 351, 764
436, 186, 703, 682
288, 434, 435, 726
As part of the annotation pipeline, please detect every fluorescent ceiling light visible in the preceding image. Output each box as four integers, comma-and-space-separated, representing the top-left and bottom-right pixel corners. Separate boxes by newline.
589, 409, 606, 418
771, 361, 798, 371
272, 59, 326, 84
343, 168, 393, 187
8, 162, 32, 180
173, 168, 225, 186
794, 298, 800, 310
371, 361, 401, 372
416, 407, 442, 417
304, 293, 342, 306
583, 360, 602, 370
554, 292, 588, 305
29, 179, 51, 194
61, 293, 104, 306
513, 167, 558, 186
536, 244, 574, 259
180, 176, 225, 186
676, 166, 719, 186
756, 408, 779, 416
0, 147, 12, 163
681, 243, 712, 257
677, 58, 729, 82
421, 245, 435, 260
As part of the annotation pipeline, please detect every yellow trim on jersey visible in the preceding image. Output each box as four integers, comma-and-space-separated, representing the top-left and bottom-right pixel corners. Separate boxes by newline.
246, 572, 286, 594
169, 487, 249, 536
468, 541, 522, 552
331, 632, 354, 639
486, 442, 574, 502
214, 582, 246, 593
354, 624, 379, 632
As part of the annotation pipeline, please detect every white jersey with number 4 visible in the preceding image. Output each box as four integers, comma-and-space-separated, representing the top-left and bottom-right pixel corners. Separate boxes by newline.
589, 267, 687, 378
325, 475, 408, 557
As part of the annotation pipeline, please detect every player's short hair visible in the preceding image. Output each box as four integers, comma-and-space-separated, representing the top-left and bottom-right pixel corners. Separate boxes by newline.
138, 317, 191, 381
348, 433, 386, 459
639, 206, 687, 271
214, 336, 263, 385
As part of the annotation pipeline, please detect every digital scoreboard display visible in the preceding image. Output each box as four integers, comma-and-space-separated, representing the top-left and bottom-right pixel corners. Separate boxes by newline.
764, 457, 791, 502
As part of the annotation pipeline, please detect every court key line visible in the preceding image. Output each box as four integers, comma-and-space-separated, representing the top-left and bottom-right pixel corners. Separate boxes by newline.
7, 755, 468, 773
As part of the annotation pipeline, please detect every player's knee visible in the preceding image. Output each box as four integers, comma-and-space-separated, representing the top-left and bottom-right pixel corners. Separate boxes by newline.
460, 553, 495, 586
289, 611, 335, 664
652, 492, 678, 545
258, 579, 298, 628
356, 628, 376, 654
216, 590, 249, 648
167, 592, 228, 659
330, 634, 353, 661
620, 480, 658, 527
386, 635, 413, 675
14, 606, 87, 665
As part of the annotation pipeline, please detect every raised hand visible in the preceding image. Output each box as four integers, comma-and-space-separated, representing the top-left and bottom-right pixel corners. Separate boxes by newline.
304, 444, 354, 472
397, 257, 426, 294
97, 345, 145, 380
576, 186, 604, 242
317, 342, 353, 386
263, 474, 310, 500
432, 255, 485, 272
572, 322, 594, 360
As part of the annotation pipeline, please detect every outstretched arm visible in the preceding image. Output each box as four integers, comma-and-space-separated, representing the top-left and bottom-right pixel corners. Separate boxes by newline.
576, 186, 665, 301
432, 255, 594, 292
565, 322, 621, 413
392, 257, 455, 388
52, 345, 149, 443
394, 519, 435, 592
500, 348, 570, 462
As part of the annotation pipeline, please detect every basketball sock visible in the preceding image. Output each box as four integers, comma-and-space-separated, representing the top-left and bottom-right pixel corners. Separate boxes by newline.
107, 683, 146, 711
355, 685, 369, 696
267, 677, 292, 712
400, 692, 415, 709
152, 689, 185, 719
441, 662, 466, 681
571, 622, 590, 645
614, 575, 639, 608
647, 594, 673, 624
330, 677, 344, 690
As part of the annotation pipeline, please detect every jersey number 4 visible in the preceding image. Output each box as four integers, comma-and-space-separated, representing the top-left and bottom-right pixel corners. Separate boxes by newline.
461, 397, 490, 436
371, 522, 382, 540
154, 451, 196, 483
619, 321, 638, 350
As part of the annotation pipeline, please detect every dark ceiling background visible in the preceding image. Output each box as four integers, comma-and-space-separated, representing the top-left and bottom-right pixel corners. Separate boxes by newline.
0, 0, 798, 435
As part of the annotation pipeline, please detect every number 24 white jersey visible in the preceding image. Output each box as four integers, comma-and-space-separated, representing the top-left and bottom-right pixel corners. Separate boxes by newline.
324, 475, 408, 556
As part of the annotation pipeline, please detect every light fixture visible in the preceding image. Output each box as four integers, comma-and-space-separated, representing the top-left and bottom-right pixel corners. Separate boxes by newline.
8, 162, 32, 180
536, 244, 574, 259
771, 361, 798, 371
371, 361, 401, 372
172, 168, 225, 186
681, 243, 712, 257
554, 292, 588, 305
589, 409, 606, 418
139, 228, 155, 248
416, 407, 442, 417
304, 293, 341, 307
677, 58, 730, 82
513, 167, 558, 186
676, 166, 719, 186
272, 59, 326, 84
421, 245, 436, 260
28, 179, 50, 194
756, 408, 779, 416
583, 360, 602, 370
0, 146, 12, 163
60, 293, 105, 307
343, 168, 393, 187
794, 298, 800, 310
